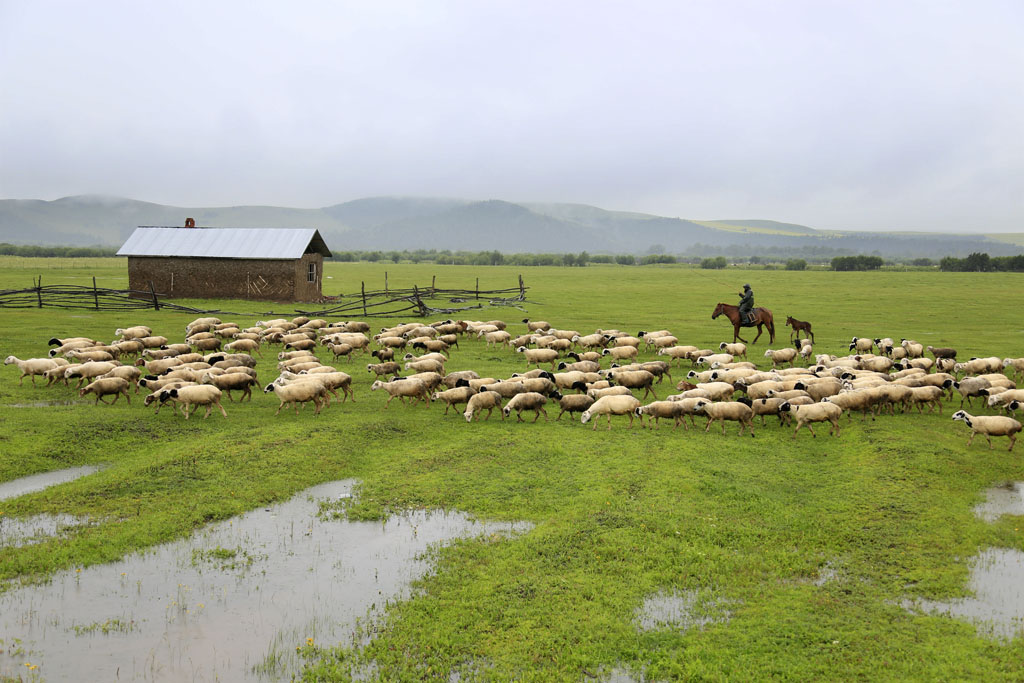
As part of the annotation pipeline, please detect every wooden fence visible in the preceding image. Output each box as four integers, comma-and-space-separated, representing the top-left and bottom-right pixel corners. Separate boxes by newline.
0, 275, 530, 318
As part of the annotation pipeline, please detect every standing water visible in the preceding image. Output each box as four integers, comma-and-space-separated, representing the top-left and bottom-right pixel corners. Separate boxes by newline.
0, 480, 530, 681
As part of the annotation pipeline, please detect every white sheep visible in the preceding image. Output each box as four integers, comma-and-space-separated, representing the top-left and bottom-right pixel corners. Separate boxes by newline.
951, 410, 1022, 451
79, 377, 131, 405
764, 348, 798, 368
780, 401, 844, 438
1002, 358, 1024, 377
517, 346, 560, 369
580, 395, 642, 430
502, 392, 550, 422
693, 399, 754, 436
371, 378, 430, 407
718, 342, 747, 359
432, 386, 477, 415
160, 385, 228, 419
263, 380, 327, 416
4, 356, 62, 385
463, 390, 504, 422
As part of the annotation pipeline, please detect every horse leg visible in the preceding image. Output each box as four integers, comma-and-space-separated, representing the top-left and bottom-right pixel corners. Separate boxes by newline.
733, 324, 748, 344
752, 323, 763, 344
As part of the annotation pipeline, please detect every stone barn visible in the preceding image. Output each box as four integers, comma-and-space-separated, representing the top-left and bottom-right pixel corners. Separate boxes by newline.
117, 225, 332, 302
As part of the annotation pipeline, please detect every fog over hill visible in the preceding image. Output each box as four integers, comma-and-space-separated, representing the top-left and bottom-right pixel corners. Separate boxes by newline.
0, 195, 1020, 259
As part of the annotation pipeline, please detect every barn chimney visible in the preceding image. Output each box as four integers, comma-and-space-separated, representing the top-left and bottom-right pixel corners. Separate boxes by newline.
185, 217, 196, 228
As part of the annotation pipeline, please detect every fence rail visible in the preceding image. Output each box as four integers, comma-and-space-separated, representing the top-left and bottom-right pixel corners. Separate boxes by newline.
0, 275, 531, 318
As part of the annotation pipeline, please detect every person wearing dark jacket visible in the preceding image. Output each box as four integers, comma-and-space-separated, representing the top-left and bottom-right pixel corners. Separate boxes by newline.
737, 284, 754, 324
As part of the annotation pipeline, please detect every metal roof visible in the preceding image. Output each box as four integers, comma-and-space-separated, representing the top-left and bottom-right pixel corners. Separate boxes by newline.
116, 227, 332, 259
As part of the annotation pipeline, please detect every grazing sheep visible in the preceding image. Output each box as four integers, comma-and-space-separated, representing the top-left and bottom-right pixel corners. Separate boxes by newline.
581, 395, 642, 430
371, 378, 430, 407
115, 325, 152, 340
4, 356, 63, 385
502, 392, 550, 422
201, 372, 258, 402
952, 377, 992, 408
463, 390, 504, 422
518, 346, 560, 369
441, 370, 481, 389
588, 386, 634, 400
780, 400, 844, 438
741, 396, 813, 426
223, 338, 261, 356
822, 390, 877, 422
901, 339, 925, 358
657, 345, 699, 365
951, 410, 1022, 451
432, 386, 477, 414
605, 369, 657, 400
764, 347, 798, 368
954, 357, 1003, 376
635, 400, 686, 429
555, 394, 594, 421
927, 346, 957, 360
79, 377, 131, 405
907, 385, 945, 414
480, 380, 530, 399
718, 342, 747, 359
603, 346, 639, 362
160, 385, 228, 419
849, 337, 875, 353
522, 319, 551, 332
98, 365, 143, 392
1002, 358, 1024, 377
64, 361, 120, 388
263, 381, 327, 416
404, 358, 445, 375
367, 361, 402, 379
694, 399, 754, 436
483, 330, 513, 347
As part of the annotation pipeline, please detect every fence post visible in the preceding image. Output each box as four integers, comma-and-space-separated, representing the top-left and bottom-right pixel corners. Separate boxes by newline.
519, 274, 524, 299
36, 276, 43, 308
385, 271, 388, 297
431, 275, 436, 294
148, 281, 160, 311
361, 281, 368, 317
414, 284, 425, 316
475, 277, 479, 300
93, 276, 99, 309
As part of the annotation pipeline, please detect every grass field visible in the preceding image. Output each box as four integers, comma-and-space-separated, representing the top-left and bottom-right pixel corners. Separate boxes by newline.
2, 259, 1024, 681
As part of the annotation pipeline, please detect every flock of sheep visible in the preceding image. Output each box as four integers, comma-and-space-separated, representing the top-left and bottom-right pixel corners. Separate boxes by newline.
4, 316, 1024, 450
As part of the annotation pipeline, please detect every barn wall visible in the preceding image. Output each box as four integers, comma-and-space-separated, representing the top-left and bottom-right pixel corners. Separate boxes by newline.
293, 253, 325, 301
127, 256, 318, 301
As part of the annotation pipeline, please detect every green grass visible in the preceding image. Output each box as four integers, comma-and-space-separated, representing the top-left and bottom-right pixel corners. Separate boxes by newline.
2, 260, 1024, 680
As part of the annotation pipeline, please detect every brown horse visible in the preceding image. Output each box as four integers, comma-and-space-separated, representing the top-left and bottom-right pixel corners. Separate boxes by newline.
712, 303, 776, 344
785, 316, 814, 343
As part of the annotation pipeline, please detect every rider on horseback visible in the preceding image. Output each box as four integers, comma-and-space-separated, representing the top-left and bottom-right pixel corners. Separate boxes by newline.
737, 284, 754, 325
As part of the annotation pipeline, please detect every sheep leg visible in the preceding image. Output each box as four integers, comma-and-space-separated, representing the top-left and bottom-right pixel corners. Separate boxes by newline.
966, 431, 976, 447
1008, 434, 1016, 452
274, 401, 284, 416
556, 410, 564, 421
216, 400, 227, 418
830, 418, 840, 437
806, 423, 817, 438
986, 434, 994, 450
705, 417, 713, 433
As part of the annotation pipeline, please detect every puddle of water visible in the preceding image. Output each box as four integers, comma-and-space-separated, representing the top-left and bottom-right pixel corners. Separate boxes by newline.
814, 562, 839, 586
0, 465, 101, 502
903, 548, 1024, 640
0, 513, 98, 548
634, 589, 736, 633
974, 482, 1024, 523
0, 480, 531, 682
600, 667, 646, 682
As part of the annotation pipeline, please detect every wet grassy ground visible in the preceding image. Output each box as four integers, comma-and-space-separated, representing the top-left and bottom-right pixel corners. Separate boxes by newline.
1, 259, 1023, 680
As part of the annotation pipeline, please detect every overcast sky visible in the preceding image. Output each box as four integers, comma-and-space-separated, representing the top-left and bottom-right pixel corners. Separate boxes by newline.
2, 1, 1022, 231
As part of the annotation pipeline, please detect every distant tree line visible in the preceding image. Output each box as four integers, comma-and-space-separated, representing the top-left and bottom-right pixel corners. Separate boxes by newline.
831, 255, 885, 271
0, 243, 118, 257
939, 252, 1024, 272
329, 249, 680, 267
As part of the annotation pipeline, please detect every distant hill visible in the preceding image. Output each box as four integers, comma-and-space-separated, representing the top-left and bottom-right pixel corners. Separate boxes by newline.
0, 194, 1020, 259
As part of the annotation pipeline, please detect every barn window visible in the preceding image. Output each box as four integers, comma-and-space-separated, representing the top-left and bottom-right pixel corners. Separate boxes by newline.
307, 262, 316, 283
